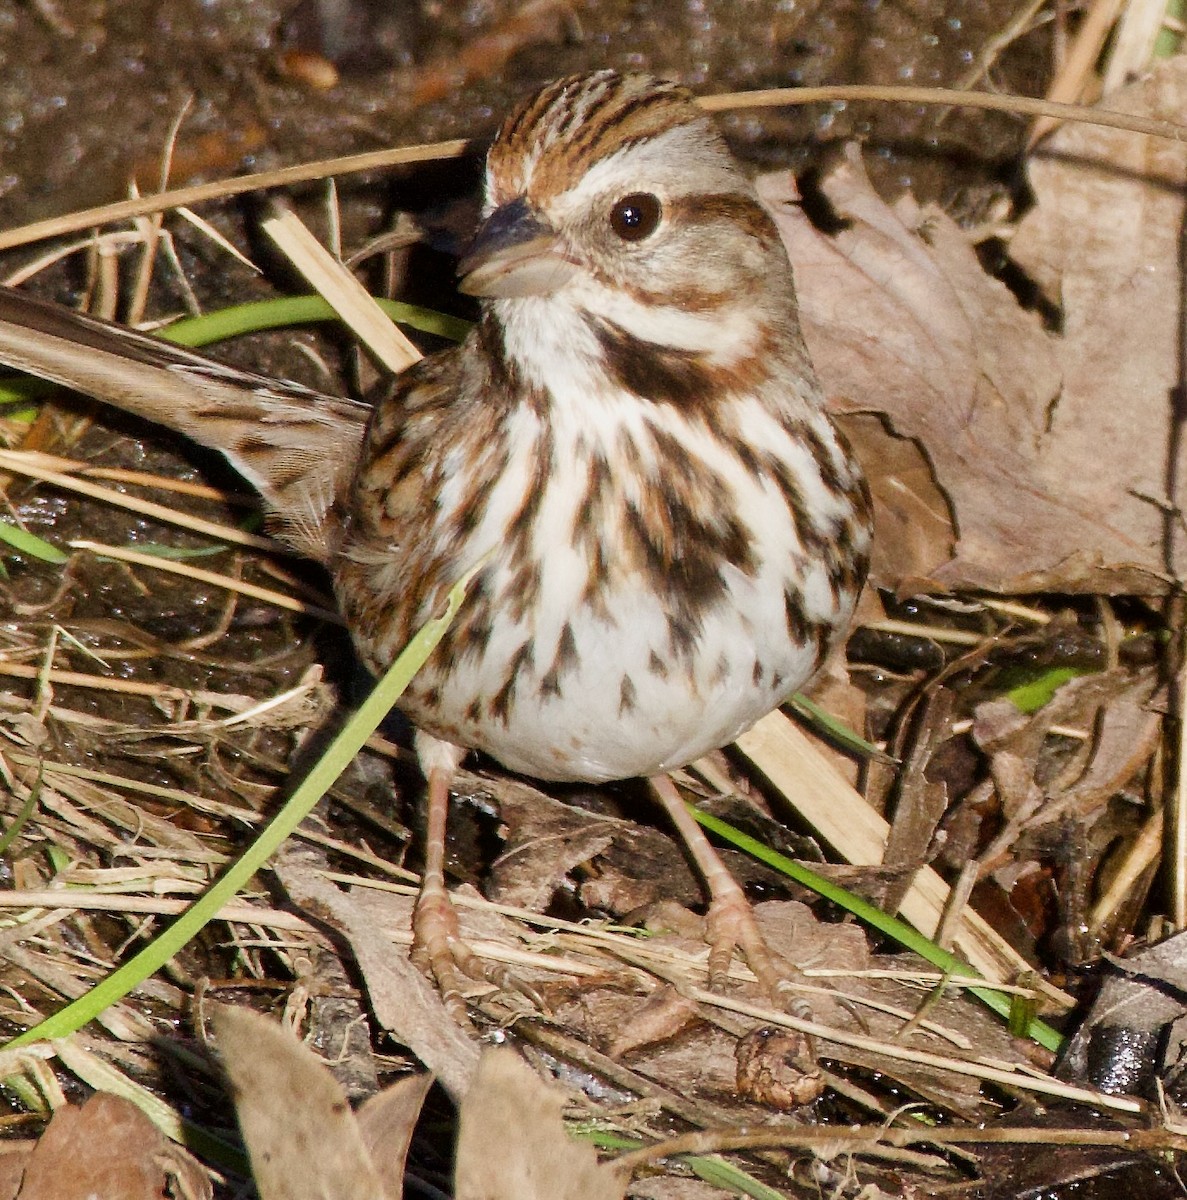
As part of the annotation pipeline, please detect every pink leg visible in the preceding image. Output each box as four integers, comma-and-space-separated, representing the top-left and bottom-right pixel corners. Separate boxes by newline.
650, 773, 786, 999
409, 766, 475, 1020
409, 763, 514, 1021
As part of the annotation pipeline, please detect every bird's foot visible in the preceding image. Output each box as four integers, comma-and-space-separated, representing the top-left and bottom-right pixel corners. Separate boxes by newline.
703, 876, 793, 1006
410, 881, 515, 1024
649, 773, 795, 1007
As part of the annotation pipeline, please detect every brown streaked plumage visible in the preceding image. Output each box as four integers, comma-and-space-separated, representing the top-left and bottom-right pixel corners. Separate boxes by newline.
0, 70, 872, 1015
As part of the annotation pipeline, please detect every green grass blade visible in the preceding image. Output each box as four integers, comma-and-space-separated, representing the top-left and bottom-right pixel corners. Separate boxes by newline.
0, 767, 41, 856
0, 521, 69, 564
690, 807, 1063, 1053
2, 562, 479, 1050
786, 693, 895, 763
160, 295, 470, 347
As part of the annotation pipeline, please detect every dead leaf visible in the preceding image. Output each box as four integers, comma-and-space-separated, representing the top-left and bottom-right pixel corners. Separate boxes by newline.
762, 86, 1187, 594
15, 1092, 172, 1200
832, 412, 955, 595
483, 775, 626, 911
216, 1010, 627, 1200
1012, 56, 1187, 590
454, 1049, 627, 1200
213, 1005, 390, 1200
273, 843, 481, 1102
0, 1145, 33, 1200
480, 771, 705, 915
356, 1074, 435, 1200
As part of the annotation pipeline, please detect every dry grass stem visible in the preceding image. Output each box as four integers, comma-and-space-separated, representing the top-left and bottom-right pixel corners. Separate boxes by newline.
0, 86, 1183, 256
616, 1120, 1187, 1173
68, 539, 343, 624
261, 207, 421, 374
0, 450, 277, 550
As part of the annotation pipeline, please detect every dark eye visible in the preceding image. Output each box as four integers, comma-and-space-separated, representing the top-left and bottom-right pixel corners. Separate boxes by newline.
609, 192, 662, 241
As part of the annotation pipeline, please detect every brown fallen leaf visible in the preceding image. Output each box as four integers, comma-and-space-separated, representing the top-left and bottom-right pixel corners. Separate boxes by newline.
1012, 56, 1187, 590
0, 1145, 33, 1200
763, 74, 1187, 595
273, 843, 481, 1103
454, 1049, 627, 1200
356, 1074, 435, 1200
214, 1005, 390, 1200
214, 1007, 627, 1200
14, 1091, 186, 1200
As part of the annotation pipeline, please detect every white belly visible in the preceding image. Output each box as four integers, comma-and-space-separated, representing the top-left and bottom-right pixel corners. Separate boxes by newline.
375, 384, 863, 784
404, 547, 847, 783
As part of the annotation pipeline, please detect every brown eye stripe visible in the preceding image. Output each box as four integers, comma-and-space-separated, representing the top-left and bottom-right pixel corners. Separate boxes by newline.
664, 194, 780, 244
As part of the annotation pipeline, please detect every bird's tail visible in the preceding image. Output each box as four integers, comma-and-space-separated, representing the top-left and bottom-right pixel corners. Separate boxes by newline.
0, 286, 370, 561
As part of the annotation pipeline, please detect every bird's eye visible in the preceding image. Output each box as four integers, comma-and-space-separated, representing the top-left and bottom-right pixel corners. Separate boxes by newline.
609, 193, 662, 241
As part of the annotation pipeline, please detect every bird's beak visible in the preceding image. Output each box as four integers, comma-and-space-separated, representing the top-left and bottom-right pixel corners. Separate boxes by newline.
457, 197, 579, 298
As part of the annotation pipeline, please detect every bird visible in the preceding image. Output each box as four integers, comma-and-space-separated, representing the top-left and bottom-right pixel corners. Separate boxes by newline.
0, 70, 872, 1013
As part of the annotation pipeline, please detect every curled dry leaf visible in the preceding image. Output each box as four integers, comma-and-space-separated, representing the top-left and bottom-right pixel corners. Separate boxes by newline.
735, 1026, 826, 1109
762, 56, 1187, 596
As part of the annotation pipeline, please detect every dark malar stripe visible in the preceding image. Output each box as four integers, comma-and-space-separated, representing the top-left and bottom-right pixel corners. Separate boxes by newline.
591, 316, 716, 409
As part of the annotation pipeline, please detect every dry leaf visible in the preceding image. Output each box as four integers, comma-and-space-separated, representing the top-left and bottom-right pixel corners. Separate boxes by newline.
15, 1092, 171, 1200
273, 844, 481, 1102
0, 1145, 33, 1200
1012, 56, 1187, 589
629, 1183, 733, 1200
214, 1005, 390, 1200
216, 1009, 626, 1200
483, 775, 625, 911
454, 1049, 627, 1200
356, 1075, 435, 1200
762, 83, 1187, 595
832, 412, 956, 595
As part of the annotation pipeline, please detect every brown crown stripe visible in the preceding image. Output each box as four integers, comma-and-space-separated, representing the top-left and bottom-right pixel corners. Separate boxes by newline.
560, 87, 697, 176
492, 72, 705, 202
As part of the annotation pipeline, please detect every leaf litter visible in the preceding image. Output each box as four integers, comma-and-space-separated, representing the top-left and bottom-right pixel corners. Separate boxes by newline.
5, 41, 1187, 1200
767, 58, 1187, 595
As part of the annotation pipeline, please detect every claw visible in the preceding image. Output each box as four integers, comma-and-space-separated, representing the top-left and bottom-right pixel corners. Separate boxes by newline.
650, 773, 793, 1005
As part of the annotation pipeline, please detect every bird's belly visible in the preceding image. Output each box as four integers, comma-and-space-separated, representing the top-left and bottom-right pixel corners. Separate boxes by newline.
470, 648, 802, 782
405, 568, 833, 784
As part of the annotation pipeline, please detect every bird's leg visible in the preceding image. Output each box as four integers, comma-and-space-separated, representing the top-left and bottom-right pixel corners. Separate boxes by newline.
409, 737, 517, 1019
650, 773, 788, 1001
409, 764, 480, 1020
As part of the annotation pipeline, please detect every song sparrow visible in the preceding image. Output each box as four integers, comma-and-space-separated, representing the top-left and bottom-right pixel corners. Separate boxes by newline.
0, 71, 872, 1010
